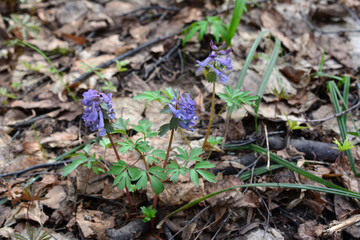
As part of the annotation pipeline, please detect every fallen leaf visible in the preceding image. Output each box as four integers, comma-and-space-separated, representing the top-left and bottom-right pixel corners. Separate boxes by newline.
42, 185, 67, 209
76, 204, 115, 239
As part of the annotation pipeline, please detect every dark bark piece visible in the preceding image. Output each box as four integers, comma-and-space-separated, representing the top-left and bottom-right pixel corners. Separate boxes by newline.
268, 136, 339, 162
107, 219, 149, 240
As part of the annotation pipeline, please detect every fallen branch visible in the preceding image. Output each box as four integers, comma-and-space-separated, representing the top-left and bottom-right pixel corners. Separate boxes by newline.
72, 29, 183, 84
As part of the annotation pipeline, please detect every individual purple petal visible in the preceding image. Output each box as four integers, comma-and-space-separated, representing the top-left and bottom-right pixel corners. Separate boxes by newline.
214, 56, 232, 70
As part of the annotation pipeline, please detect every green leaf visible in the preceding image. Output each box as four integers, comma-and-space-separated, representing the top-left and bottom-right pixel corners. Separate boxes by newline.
149, 175, 164, 195
99, 137, 111, 149
194, 161, 215, 169
135, 140, 153, 153
190, 169, 199, 187
134, 90, 169, 103
169, 117, 179, 130
133, 119, 153, 137
147, 149, 166, 165
188, 147, 204, 162
61, 158, 87, 176
176, 147, 189, 162
108, 160, 127, 175
207, 136, 223, 146
148, 166, 167, 180
133, 171, 148, 190
141, 206, 156, 222
160, 87, 176, 103
113, 118, 129, 134
196, 170, 216, 183
128, 167, 141, 178
226, 0, 246, 45
118, 139, 134, 154
158, 124, 170, 137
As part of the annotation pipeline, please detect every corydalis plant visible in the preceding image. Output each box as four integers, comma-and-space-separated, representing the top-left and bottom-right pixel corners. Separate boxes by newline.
197, 40, 233, 83
64, 88, 215, 223
82, 89, 115, 136
168, 92, 198, 131
197, 41, 257, 150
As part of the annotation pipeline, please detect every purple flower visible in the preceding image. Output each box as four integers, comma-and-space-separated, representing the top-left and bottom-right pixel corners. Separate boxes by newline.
196, 40, 232, 82
82, 89, 115, 136
168, 93, 198, 131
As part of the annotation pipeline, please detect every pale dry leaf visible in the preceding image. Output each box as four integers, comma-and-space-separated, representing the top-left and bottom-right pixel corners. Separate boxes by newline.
42, 185, 67, 209
76, 205, 115, 239
4, 202, 48, 226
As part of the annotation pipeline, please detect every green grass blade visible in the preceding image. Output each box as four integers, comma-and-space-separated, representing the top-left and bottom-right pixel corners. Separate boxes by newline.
17, 39, 78, 102
254, 37, 281, 130
226, 0, 246, 46
224, 143, 351, 191
328, 80, 359, 176
158, 182, 360, 226
239, 164, 283, 181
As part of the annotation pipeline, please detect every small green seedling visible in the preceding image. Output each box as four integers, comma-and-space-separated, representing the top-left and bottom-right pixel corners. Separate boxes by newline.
81, 63, 105, 80
272, 87, 290, 100
12, 222, 52, 240
115, 60, 128, 72
4, 14, 41, 39
332, 138, 354, 152
103, 80, 117, 92
0, 87, 16, 105
286, 115, 308, 131
141, 206, 157, 222
22, 61, 44, 73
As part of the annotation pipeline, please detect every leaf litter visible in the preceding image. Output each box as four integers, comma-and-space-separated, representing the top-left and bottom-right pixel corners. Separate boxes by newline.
0, 0, 360, 239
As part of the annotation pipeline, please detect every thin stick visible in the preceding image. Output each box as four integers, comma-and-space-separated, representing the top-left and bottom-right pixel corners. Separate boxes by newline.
300, 100, 360, 124
72, 29, 183, 84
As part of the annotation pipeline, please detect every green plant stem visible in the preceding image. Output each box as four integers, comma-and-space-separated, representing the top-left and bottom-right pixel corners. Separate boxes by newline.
211, 104, 227, 122
202, 81, 216, 150
124, 134, 149, 170
206, 150, 213, 161
163, 129, 175, 169
152, 129, 175, 232
179, 128, 192, 150
106, 132, 134, 213
17, 39, 78, 102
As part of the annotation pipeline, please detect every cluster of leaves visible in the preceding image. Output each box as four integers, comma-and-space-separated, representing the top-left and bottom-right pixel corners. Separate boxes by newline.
218, 86, 258, 109
183, 0, 246, 46
0, 87, 17, 105
12, 222, 52, 240
285, 115, 308, 131
183, 16, 227, 46
4, 14, 41, 39
332, 138, 355, 152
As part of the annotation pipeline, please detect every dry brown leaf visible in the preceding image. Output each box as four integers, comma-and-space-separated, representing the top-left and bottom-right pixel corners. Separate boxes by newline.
153, 179, 206, 206
23, 142, 42, 155
205, 175, 259, 208
4, 202, 48, 227
76, 204, 115, 239
42, 185, 67, 210
260, 10, 296, 52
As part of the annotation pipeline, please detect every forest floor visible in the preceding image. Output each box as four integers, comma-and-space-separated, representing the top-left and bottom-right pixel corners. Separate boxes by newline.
1, 0, 360, 239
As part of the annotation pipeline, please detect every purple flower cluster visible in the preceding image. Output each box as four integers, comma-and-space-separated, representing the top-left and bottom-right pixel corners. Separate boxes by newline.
169, 93, 198, 131
82, 89, 115, 136
196, 41, 232, 83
